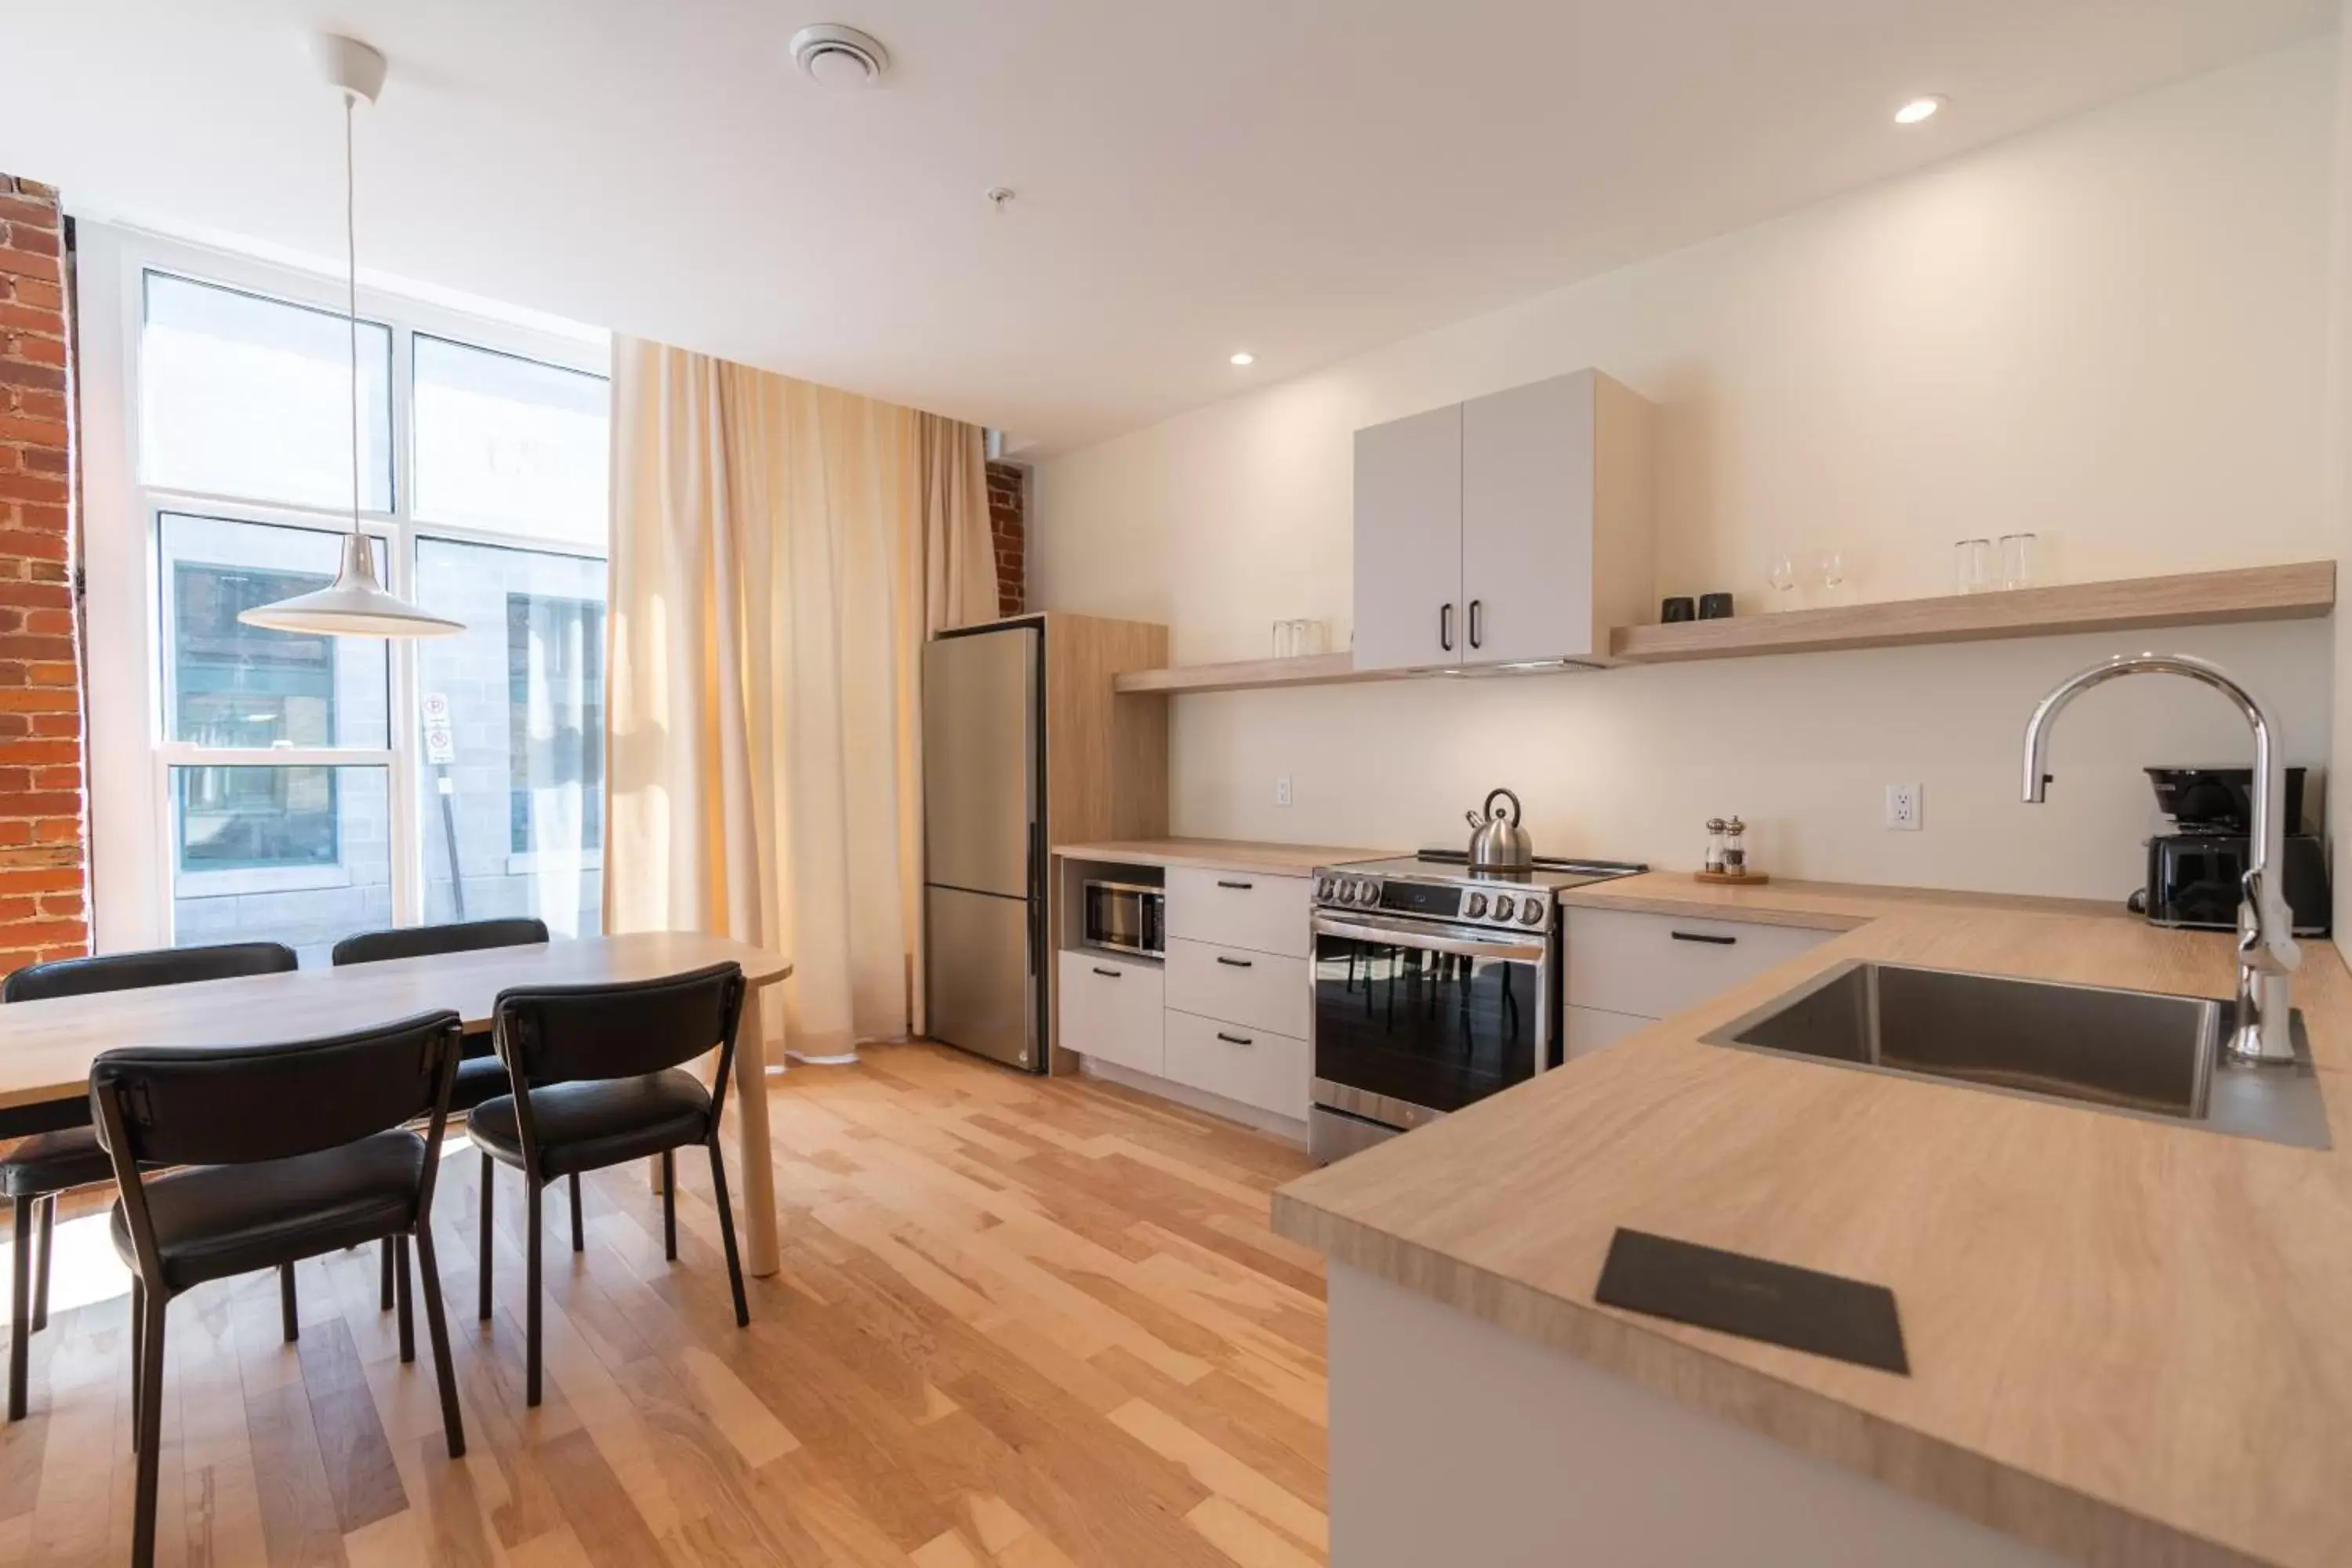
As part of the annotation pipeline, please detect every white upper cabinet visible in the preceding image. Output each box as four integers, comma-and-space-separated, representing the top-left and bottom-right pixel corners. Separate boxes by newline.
1355, 369, 1653, 671
1352, 403, 1463, 672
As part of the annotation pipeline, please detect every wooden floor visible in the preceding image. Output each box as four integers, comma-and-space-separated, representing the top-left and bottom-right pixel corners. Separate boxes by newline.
0, 1044, 1329, 1567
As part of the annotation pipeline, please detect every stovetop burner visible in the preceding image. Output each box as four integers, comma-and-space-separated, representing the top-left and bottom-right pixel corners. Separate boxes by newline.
1325, 850, 1650, 892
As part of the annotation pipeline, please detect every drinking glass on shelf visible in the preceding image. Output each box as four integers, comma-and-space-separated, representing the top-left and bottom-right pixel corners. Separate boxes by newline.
1766, 548, 1798, 606
1271, 619, 1296, 658
1816, 546, 1847, 595
2000, 533, 2038, 590
1297, 619, 1330, 655
1953, 539, 1992, 595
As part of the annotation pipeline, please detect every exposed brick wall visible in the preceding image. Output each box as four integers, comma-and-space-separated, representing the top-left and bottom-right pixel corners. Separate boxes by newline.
986, 459, 1025, 616
0, 176, 88, 973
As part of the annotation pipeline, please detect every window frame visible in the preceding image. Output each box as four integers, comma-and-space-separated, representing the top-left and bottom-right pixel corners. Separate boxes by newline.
79, 223, 612, 955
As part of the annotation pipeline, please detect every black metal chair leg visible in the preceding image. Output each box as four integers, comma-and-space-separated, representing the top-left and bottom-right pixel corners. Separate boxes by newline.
477, 1155, 495, 1323
706, 1139, 749, 1328
9, 1194, 31, 1421
278, 1261, 299, 1343
525, 1180, 543, 1407
31, 1193, 53, 1333
129, 1286, 167, 1568
569, 1171, 584, 1252
661, 1149, 677, 1262
129, 1278, 144, 1454
394, 1233, 415, 1365
411, 1225, 466, 1459
379, 1236, 394, 1312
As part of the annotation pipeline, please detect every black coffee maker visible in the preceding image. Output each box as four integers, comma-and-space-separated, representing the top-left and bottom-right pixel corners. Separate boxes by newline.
2130, 766, 2329, 936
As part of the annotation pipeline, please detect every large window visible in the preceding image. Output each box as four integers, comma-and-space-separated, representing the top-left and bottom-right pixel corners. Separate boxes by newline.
113, 252, 609, 963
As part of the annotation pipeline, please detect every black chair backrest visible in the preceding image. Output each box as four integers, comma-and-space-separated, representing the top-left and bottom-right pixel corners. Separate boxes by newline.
494, 964, 745, 1091
89, 1011, 464, 1169
332, 918, 550, 968
5, 941, 298, 1004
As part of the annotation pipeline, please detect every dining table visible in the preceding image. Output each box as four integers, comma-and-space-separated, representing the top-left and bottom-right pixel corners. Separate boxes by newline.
0, 932, 793, 1276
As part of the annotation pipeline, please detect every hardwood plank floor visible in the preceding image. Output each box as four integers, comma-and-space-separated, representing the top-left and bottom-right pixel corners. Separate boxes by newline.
0, 1044, 1328, 1566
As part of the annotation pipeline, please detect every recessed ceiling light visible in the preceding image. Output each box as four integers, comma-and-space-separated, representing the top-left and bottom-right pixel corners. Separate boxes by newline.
790, 24, 890, 88
1229, 351, 1255, 366
1894, 96, 1945, 125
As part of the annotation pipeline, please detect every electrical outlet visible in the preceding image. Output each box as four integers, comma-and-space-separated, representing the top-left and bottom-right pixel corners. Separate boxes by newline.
1886, 782, 1922, 831
1275, 775, 1293, 808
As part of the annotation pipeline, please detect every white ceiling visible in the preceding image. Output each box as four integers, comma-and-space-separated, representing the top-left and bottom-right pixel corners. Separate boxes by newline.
1, 1, 2335, 453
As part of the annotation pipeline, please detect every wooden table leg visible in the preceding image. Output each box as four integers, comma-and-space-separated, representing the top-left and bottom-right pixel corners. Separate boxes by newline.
734, 982, 780, 1276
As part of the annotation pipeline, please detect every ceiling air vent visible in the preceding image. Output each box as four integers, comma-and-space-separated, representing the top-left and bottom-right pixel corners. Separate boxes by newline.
789, 24, 890, 88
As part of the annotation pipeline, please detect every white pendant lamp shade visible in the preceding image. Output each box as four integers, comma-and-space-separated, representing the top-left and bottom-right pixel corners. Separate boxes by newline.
240, 35, 462, 641
239, 532, 463, 637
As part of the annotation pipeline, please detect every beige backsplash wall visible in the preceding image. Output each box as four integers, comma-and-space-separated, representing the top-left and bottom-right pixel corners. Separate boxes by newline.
1036, 40, 2344, 901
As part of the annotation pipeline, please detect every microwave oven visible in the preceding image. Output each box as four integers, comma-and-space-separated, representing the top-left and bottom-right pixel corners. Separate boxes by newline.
1083, 879, 1164, 958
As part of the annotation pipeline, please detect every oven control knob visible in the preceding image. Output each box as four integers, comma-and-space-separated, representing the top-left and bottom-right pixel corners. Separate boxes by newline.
1355, 879, 1378, 905
1316, 875, 1334, 902
1464, 891, 1489, 920
1519, 900, 1546, 927
1491, 894, 1515, 922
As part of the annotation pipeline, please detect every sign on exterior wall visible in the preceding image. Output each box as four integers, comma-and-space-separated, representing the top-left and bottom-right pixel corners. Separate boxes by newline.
421, 691, 457, 767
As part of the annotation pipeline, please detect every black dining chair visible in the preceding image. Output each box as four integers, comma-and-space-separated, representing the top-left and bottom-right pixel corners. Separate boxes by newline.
471, 963, 749, 1406
2, 940, 298, 1423
331, 918, 553, 1304
92, 1009, 468, 1568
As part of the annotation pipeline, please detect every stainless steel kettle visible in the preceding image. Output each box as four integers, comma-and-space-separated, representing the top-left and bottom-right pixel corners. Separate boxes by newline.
1465, 788, 1532, 871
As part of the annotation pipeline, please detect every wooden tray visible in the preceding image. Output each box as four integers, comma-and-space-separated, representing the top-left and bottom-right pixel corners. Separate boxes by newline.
1693, 869, 1771, 886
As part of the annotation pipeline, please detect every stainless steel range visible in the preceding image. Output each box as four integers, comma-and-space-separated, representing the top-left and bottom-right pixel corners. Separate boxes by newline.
1308, 851, 1646, 1162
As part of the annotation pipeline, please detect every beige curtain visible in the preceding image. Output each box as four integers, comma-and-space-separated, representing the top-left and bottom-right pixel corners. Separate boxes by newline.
604, 339, 997, 1058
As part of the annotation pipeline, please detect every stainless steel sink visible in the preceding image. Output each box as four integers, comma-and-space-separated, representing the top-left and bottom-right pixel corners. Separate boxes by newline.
1703, 961, 2329, 1149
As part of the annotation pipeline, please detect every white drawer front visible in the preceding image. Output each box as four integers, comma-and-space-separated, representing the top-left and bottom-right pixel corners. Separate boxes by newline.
1565, 1003, 1654, 1061
1057, 951, 1163, 1076
1166, 868, 1311, 958
1163, 1008, 1309, 1121
1165, 938, 1308, 1038
1565, 908, 1835, 1021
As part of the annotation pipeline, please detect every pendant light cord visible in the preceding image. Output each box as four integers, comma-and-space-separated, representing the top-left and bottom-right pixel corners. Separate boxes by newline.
344, 89, 361, 542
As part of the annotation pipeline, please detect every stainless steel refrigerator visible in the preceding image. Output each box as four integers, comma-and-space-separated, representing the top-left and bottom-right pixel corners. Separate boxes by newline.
922, 621, 1046, 1072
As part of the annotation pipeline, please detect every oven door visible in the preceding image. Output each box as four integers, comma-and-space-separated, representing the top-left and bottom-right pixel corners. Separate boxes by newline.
1310, 909, 1553, 1134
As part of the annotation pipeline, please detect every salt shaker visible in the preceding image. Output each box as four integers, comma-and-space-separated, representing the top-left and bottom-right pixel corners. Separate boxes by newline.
1723, 817, 1748, 877
1704, 818, 1727, 874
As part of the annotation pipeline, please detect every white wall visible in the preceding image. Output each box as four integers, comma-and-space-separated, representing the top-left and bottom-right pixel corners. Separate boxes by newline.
1036, 41, 2343, 900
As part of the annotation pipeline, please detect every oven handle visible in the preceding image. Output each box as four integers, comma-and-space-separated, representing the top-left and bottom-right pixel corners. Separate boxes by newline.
1312, 911, 1548, 962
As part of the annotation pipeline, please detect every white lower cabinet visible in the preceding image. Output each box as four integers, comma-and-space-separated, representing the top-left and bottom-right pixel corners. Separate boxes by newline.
1058, 951, 1163, 1076
1565, 1004, 1655, 1060
1164, 1009, 1311, 1122
1565, 907, 1836, 1023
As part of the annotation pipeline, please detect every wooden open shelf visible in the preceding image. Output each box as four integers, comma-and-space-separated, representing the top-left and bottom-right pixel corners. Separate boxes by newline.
1608, 561, 2333, 664
1110, 562, 2336, 695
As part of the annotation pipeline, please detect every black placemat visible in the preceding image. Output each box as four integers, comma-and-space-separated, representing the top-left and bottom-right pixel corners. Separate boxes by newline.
1594, 1228, 1909, 1374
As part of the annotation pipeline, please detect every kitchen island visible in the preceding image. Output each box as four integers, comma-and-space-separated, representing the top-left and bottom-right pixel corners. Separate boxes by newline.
1273, 874, 2352, 1568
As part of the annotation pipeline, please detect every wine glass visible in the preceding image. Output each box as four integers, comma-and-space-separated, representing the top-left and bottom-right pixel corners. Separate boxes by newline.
1766, 549, 1798, 607
1816, 546, 1847, 597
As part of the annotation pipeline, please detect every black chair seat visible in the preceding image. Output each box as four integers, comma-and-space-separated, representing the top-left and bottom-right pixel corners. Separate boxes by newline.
107, 1130, 426, 1293
2, 1126, 111, 1197
470, 1070, 711, 1178
450, 1051, 510, 1114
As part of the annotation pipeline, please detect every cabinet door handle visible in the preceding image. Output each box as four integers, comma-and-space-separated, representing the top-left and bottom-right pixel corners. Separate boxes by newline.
1216, 1031, 1254, 1047
1214, 955, 1254, 968
1216, 879, 1254, 891
1468, 598, 1483, 649
1439, 602, 1454, 652
1091, 966, 1124, 978
1669, 931, 1737, 946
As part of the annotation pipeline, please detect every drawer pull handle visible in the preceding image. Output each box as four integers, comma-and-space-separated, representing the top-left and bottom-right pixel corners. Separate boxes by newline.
1669, 931, 1737, 946
1216, 1031, 1254, 1047
1216, 879, 1254, 891
1214, 955, 1254, 968
1091, 966, 1123, 978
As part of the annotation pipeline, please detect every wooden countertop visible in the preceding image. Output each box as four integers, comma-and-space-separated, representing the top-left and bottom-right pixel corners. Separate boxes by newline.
1273, 885, 2352, 1568
1557, 869, 2129, 930
1053, 837, 1396, 876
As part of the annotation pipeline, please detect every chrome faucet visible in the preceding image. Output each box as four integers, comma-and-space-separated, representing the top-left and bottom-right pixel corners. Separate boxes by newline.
2022, 653, 2299, 1063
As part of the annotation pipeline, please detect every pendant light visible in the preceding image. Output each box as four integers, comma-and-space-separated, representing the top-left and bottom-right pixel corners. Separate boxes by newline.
240, 35, 462, 638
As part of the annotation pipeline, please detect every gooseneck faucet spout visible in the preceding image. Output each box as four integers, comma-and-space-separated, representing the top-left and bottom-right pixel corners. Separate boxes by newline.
2021, 653, 2299, 1063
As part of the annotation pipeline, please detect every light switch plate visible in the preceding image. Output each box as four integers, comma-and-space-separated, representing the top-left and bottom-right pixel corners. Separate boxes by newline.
1886, 782, 1922, 831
